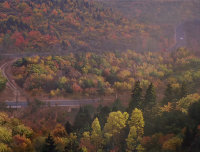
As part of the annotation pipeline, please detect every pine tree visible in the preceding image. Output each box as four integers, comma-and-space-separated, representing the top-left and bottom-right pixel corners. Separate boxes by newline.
73, 107, 92, 131
112, 98, 124, 112
162, 83, 173, 105
64, 140, 82, 152
144, 83, 156, 110
179, 82, 188, 99
182, 127, 193, 149
128, 81, 143, 113
43, 134, 58, 152
65, 121, 73, 134
94, 105, 111, 128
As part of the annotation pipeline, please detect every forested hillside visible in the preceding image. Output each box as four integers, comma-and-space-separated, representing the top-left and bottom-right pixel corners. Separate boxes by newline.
11, 48, 200, 97
1, 77, 200, 152
102, 0, 200, 24
102, 0, 200, 50
0, 0, 172, 53
0, 0, 200, 152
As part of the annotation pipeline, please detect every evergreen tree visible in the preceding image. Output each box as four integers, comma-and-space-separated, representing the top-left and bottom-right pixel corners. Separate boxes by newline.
65, 121, 73, 134
64, 140, 82, 152
182, 127, 194, 149
94, 105, 111, 128
190, 137, 200, 152
189, 128, 200, 152
188, 100, 200, 125
43, 134, 58, 152
162, 83, 173, 105
179, 82, 188, 99
128, 81, 143, 113
112, 98, 124, 112
73, 107, 92, 131
144, 83, 156, 110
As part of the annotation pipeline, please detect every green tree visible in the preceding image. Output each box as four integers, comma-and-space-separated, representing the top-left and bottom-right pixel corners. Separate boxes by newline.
43, 134, 58, 152
179, 82, 188, 99
94, 105, 111, 128
33, 136, 46, 152
73, 107, 92, 131
182, 127, 195, 151
112, 98, 124, 112
188, 100, 200, 125
128, 81, 143, 113
144, 83, 156, 110
64, 139, 82, 152
153, 110, 189, 134
162, 83, 174, 105
65, 121, 73, 134
0, 101, 7, 111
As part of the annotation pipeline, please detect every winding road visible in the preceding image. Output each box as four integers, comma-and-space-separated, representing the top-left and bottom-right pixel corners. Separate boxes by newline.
0, 59, 19, 97
3, 20, 198, 108
0, 59, 99, 108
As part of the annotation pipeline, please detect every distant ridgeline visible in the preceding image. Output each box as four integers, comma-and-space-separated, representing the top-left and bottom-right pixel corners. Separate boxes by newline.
101, 0, 200, 24
100, 0, 200, 52
0, 0, 176, 53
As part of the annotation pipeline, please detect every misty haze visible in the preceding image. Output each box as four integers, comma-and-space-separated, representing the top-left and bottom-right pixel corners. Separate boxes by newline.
0, 0, 200, 151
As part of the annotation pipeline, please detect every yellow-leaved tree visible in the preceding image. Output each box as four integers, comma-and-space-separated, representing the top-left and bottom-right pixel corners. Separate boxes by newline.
103, 111, 129, 149
126, 108, 144, 152
126, 126, 137, 152
128, 108, 144, 136
91, 118, 103, 151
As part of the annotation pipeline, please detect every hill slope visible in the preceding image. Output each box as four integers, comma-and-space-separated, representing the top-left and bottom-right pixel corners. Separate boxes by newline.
100, 0, 200, 51
0, 0, 171, 53
102, 0, 200, 25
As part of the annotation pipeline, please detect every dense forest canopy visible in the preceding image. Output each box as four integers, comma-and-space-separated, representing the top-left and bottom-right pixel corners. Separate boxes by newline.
0, 48, 196, 151
102, 0, 200, 24
0, 0, 175, 52
102, 0, 200, 50
0, 0, 200, 151
11, 48, 200, 97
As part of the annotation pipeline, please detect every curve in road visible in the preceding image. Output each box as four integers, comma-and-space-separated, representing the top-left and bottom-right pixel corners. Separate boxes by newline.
0, 59, 100, 108
0, 60, 19, 97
